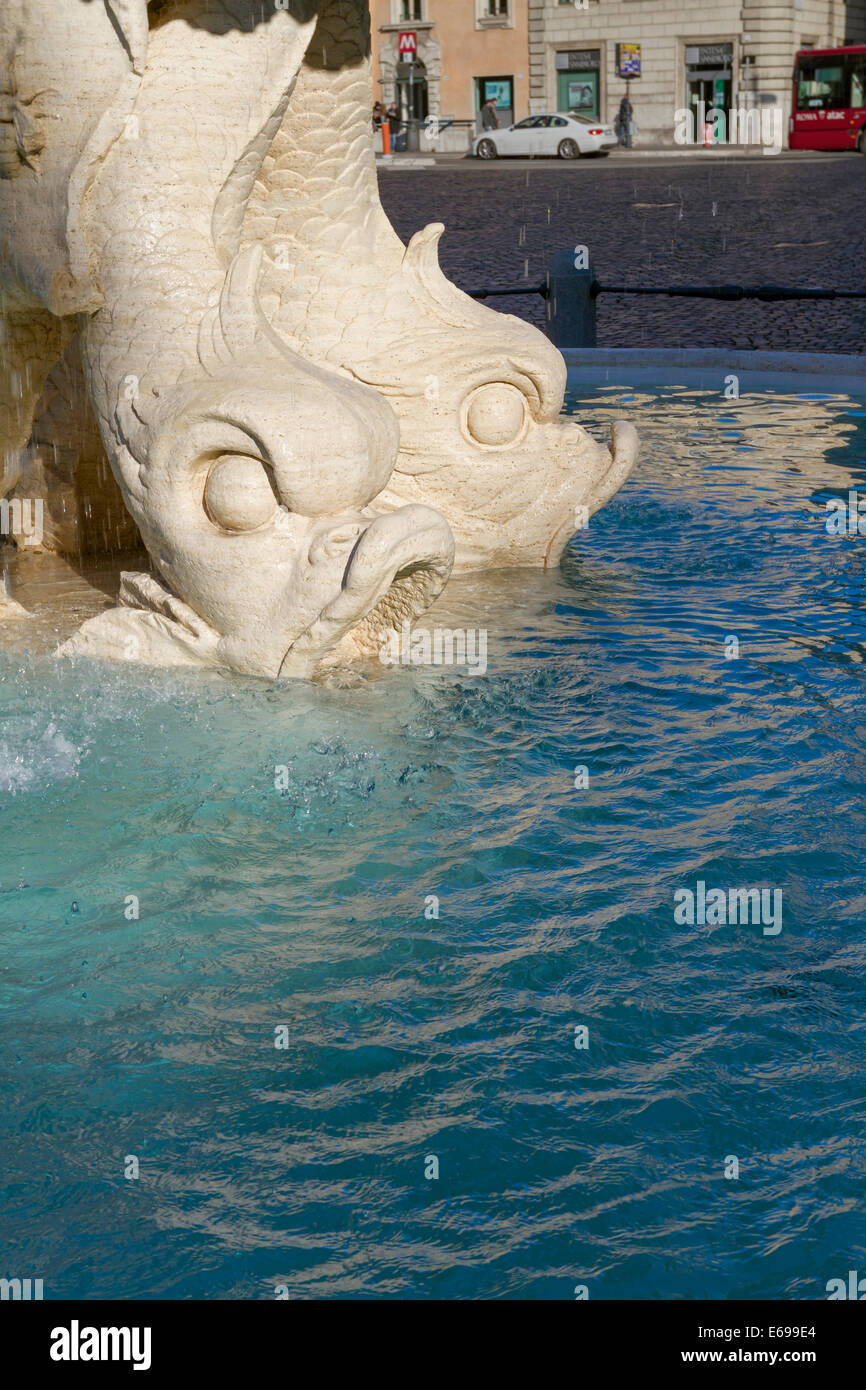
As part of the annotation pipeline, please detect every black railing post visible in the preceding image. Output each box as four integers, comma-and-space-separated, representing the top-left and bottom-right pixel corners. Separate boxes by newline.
546, 248, 597, 349
466, 250, 864, 333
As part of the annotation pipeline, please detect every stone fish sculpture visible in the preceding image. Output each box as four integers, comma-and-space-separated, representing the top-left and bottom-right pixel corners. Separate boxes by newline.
0, 0, 638, 675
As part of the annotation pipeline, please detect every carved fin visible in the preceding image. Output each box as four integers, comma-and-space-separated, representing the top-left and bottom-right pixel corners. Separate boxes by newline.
401, 223, 499, 332
211, 243, 310, 368
118, 571, 219, 641
197, 302, 235, 377
218, 243, 265, 359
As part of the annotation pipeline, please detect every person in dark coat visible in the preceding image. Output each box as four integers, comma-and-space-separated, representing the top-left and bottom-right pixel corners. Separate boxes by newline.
617, 95, 633, 147
481, 97, 499, 131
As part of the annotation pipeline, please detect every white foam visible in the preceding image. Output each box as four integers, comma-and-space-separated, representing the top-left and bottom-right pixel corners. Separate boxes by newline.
0, 720, 81, 795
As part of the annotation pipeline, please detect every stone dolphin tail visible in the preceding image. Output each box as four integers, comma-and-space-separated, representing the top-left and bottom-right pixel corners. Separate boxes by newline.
243, 0, 640, 570
0, 0, 454, 674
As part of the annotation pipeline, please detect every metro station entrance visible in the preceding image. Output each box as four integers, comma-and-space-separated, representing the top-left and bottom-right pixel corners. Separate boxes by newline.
396, 58, 429, 123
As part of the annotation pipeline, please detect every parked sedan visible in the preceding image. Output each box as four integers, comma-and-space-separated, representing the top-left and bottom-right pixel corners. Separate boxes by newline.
473, 113, 617, 160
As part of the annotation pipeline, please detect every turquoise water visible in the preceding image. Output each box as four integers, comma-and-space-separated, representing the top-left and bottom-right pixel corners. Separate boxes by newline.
1, 386, 865, 1301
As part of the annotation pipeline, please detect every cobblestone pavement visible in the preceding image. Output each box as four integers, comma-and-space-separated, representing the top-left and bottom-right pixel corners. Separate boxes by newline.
378, 155, 866, 354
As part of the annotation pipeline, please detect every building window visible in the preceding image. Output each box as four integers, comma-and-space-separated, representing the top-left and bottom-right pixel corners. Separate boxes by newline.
477, 0, 512, 29
398, 0, 423, 21
555, 50, 601, 117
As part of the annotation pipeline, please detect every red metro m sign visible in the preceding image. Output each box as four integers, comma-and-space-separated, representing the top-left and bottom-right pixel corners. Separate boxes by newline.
398, 32, 417, 57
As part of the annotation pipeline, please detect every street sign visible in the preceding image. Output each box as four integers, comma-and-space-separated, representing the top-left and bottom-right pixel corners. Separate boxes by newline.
398, 32, 417, 56
616, 43, 641, 78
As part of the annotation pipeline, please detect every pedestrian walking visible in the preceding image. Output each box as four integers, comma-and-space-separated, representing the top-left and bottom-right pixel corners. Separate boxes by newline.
481, 97, 499, 132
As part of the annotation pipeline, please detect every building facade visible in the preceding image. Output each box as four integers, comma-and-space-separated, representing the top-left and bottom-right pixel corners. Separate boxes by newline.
370, 0, 532, 136
527, 0, 866, 143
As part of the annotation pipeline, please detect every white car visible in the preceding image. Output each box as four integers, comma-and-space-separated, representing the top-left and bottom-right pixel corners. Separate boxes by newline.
473, 112, 617, 160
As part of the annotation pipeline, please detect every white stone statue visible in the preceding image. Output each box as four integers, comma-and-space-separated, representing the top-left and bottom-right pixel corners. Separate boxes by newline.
0, 0, 637, 675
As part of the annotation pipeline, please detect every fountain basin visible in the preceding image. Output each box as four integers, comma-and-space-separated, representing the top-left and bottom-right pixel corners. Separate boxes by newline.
1, 360, 865, 1300
564, 346, 866, 394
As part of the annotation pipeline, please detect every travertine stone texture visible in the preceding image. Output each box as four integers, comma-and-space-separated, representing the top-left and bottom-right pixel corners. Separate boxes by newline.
1, 0, 636, 675
245, 1, 638, 571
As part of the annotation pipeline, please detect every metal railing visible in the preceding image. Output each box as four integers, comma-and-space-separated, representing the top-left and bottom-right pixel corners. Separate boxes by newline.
467, 283, 547, 300
467, 249, 866, 347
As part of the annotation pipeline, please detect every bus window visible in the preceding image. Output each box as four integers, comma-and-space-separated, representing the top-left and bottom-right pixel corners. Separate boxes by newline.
796, 62, 846, 109
852, 63, 866, 108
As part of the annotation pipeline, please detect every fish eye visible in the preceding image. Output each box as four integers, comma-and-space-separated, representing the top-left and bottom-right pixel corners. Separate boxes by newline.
204, 454, 280, 532
462, 383, 529, 449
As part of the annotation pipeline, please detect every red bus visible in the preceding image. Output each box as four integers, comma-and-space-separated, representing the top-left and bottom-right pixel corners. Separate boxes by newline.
790, 44, 866, 151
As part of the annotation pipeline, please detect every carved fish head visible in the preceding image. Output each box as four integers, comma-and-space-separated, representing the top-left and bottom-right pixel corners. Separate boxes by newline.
346, 225, 639, 569
98, 356, 454, 679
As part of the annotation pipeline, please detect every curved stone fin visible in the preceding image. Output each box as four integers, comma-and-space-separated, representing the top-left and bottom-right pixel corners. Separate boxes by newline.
401, 223, 503, 332
118, 571, 219, 642
218, 242, 265, 358
58, 571, 221, 669
210, 12, 318, 265
211, 86, 295, 267
104, 0, 149, 76
57, 595, 221, 669
205, 242, 316, 373
196, 303, 235, 378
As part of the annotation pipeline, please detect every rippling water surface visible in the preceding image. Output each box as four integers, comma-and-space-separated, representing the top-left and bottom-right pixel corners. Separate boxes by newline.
1, 386, 865, 1300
